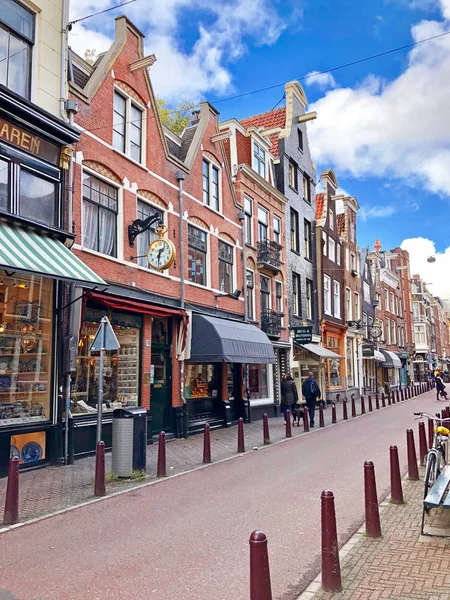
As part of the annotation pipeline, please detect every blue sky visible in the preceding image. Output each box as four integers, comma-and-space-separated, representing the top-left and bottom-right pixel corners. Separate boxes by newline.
69, 0, 450, 297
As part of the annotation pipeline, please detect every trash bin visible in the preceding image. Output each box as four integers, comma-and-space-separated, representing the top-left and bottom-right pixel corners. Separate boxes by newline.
112, 407, 147, 477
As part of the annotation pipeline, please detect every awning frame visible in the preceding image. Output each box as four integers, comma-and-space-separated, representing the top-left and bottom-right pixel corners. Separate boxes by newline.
299, 343, 344, 360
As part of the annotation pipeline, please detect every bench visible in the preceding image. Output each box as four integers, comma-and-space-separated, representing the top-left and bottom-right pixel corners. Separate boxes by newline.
422, 465, 450, 537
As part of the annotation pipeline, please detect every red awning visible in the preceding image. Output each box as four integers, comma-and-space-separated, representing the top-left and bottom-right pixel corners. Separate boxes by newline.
88, 291, 185, 319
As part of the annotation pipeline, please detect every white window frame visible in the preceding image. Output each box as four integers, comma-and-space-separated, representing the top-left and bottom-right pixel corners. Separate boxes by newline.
136, 197, 167, 271
333, 280, 341, 318
386, 318, 391, 344
187, 223, 209, 288
384, 288, 389, 312
346, 288, 352, 321
306, 279, 313, 320
354, 292, 360, 321
391, 320, 396, 345
113, 87, 146, 164
363, 281, 370, 304
328, 238, 335, 263
252, 140, 266, 179
202, 157, 222, 213
244, 195, 253, 245
246, 269, 255, 321
336, 243, 341, 266
275, 280, 283, 325
324, 275, 331, 315
273, 215, 281, 245
322, 231, 327, 257
329, 209, 334, 230
390, 292, 395, 314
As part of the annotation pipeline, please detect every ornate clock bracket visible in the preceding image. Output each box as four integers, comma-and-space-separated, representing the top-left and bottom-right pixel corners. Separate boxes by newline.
128, 215, 163, 248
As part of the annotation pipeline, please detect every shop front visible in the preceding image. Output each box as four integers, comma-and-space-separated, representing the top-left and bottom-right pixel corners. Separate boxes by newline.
292, 343, 344, 403
361, 345, 385, 394
320, 323, 346, 402
187, 313, 275, 428
380, 349, 402, 392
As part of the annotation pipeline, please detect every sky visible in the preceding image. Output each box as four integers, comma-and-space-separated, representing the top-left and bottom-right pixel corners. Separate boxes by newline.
68, 0, 450, 299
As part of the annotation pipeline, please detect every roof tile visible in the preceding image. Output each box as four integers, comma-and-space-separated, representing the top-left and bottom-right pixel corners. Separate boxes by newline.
337, 214, 346, 235
316, 193, 324, 221
239, 107, 286, 158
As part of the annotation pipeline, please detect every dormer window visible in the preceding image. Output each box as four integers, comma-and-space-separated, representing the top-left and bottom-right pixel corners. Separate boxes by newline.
253, 141, 266, 178
202, 158, 220, 212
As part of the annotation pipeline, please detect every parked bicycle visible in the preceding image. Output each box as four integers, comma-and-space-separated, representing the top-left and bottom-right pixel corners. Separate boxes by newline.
414, 411, 450, 502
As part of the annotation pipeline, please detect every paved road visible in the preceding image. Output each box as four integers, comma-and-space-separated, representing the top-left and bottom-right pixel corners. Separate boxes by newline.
0, 392, 439, 600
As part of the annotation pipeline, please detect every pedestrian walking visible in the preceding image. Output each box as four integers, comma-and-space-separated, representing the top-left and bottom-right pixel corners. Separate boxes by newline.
280, 372, 299, 423
302, 371, 321, 428
435, 372, 448, 401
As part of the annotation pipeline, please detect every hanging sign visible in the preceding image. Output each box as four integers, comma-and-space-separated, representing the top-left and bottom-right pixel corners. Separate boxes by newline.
292, 326, 313, 345
362, 343, 375, 358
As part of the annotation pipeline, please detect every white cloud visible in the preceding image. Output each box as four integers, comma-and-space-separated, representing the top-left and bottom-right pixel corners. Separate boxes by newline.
305, 71, 337, 90
69, 0, 298, 102
359, 205, 397, 220
309, 3, 450, 199
411, 202, 420, 211
401, 237, 450, 300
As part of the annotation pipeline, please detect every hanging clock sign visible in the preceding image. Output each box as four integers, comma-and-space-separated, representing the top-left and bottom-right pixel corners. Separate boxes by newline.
146, 224, 176, 271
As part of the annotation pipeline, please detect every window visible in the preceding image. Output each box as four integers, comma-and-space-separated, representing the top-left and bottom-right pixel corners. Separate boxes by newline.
413, 302, 420, 321
391, 320, 396, 345
275, 281, 282, 313
362, 312, 368, 337
218, 240, 233, 294
336, 243, 341, 266
290, 208, 299, 252
293, 272, 301, 316
253, 141, 266, 178
346, 288, 352, 321
324, 275, 331, 315
328, 238, 335, 263
248, 364, 269, 400
346, 337, 354, 387
415, 325, 426, 345
260, 275, 271, 314
363, 281, 370, 304
322, 231, 328, 257
384, 288, 389, 311
345, 248, 349, 271
350, 253, 356, 273
113, 91, 143, 162
304, 219, 312, 260
303, 175, 311, 203
350, 217, 355, 242
188, 225, 207, 286
333, 280, 341, 318
273, 216, 281, 245
0, 0, 34, 98
329, 210, 334, 230
288, 160, 298, 190
82, 172, 118, 257
137, 200, 163, 269
386, 318, 391, 344
258, 206, 268, 241
202, 159, 220, 212
244, 195, 252, 245
306, 279, 313, 320
298, 128, 303, 151
390, 292, 395, 314
354, 292, 360, 320
246, 270, 254, 320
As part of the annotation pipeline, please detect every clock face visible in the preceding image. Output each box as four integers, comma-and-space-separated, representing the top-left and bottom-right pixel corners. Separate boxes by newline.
370, 326, 382, 339
147, 239, 174, 270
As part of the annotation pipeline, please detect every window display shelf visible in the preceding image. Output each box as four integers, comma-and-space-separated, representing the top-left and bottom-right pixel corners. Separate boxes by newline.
0, 415, 48, 426
0, 391, 48, 396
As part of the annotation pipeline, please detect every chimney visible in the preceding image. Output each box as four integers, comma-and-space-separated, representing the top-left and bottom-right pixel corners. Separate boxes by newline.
374, 239, 382, 252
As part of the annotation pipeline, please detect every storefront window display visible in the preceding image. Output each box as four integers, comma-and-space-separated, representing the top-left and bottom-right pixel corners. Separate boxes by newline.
72, 308, 141, 414
185, 364, 218, 399
325, 359, 342, 388
0, 273, 53, 426
346, 338, 354, 387
248, 364, 269, 400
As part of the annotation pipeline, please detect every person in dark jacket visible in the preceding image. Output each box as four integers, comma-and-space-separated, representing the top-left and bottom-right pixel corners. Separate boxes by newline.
280, 372, 299, 422
302, 372, 321, 427
435, 372, 447, 400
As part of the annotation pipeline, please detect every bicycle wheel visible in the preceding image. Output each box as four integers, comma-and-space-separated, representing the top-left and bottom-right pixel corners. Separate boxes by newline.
424, 452, 437, 504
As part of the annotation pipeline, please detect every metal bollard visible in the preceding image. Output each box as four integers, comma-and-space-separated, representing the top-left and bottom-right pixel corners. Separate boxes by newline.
249, 530, 272, 600
364, 461, 381, 537
303, 405, 310, 432
375, 394, 380, 410
381, 393, 386, 408
332, 403, 337, 424
238, 417, 245, 453
368, 395, 373, 412
361, 396, 366, 415
157, 431, 166, 477
418, 421, 428, 465
343, 399, 348, 420
94, 441, 106, 497
263, 413, 270, 445
351, 396, 356, 418
321, 490, 342, 592
406, 429, 419, 481
286, 409, 292, 438
203, 423, 212, 463
390, 445, 404, 504
319, 404, 325, 428
428, 418, 434, 449
3, 456, 19, 525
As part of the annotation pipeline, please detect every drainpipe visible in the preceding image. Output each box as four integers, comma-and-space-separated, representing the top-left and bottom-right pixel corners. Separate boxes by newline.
60, 0, 69, 121
175, 171, 188, 437
238, 210, 250, 422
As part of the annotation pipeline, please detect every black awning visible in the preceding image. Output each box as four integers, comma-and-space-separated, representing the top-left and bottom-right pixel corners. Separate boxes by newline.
190, 314, 275, 364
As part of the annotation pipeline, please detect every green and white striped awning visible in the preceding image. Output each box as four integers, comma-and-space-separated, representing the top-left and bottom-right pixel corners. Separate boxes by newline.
0, 221, 106, 287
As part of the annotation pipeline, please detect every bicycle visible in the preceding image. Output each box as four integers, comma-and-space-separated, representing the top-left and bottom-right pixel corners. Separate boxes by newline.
414, 411, 450, 502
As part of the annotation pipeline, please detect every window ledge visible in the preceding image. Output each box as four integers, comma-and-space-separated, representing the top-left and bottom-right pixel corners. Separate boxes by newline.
304, 257, 313, 264
203, 203, 224, 219
112, 148, 147, 171
291, 249, 301, 256
303, 198, 312, 205
289, 186, 299, 194
75, 245, 121, 264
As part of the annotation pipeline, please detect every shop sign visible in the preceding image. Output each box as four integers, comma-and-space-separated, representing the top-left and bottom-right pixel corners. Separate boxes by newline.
0, 117, 60, 165
292, 326, 313, 345
362, 343, 374, 358
85, 306, 142, 329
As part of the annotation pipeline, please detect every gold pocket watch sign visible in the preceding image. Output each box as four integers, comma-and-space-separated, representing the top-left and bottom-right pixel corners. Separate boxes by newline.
146, 224, 176, 271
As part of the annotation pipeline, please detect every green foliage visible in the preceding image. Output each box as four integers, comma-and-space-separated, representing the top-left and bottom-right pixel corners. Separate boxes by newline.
83, 49, 97, 66
157, 97, 198, 135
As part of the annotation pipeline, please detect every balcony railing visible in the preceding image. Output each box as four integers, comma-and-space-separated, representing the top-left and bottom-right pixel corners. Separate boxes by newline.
261, 309, 283, 338
257, 240, 282, 272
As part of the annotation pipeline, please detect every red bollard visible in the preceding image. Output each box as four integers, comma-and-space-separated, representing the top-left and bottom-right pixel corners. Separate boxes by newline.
286, 410, 292, 438
361, 396, 366, 415
396, 390, 400, 403
94, 441, 106, 497
303, 405, 310, 432
249, 530, 272, 600
351, 396, 356, 418
401, 388, 405, 401
428, 418, 434, 449
418, 421, 428, 465
203, 423, 212, 463
390, 445, 404, 504
387, 392, 392, 406
3, 456, 19, 525
381, 393, 386, 408
319, 404, 325, 428
157, 431, 166, 477
238, 417, 245, 453
364, 461, 381, 537
343, 399, 348, 420
368, 395, 373, 412
321, 490, 342, 593
263, 413, 270, 445
406, 429, 419, 481
392, 391, 396, 405
375, 394, 380, 410
332, 403, 337, 424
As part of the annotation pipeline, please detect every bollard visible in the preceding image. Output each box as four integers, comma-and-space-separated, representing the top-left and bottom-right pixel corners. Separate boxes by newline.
321, 490, 342, 593
343, 399, 348, 421
286, 410, 292, 438
388, 392, 392, 406
263, 413, 270, 445
390, 445, 404, 504
392, 391, 396, 405
351, 396, 356, 418
375, 394, 380, 410
203, 423, 212, 463
406, 429, 419, 481
94, 441, 106, 497
428, 418, 434, 449
157, 431, 166, 477
364, 461, 381, 537
332, 403, 337, 424
361, 396, 366, 415
401, 388, 405, 401
249, 530, 272, 600
418, 421, 428, 465
238, 417, 245, 453
303, 405, 310, 432
368, 395, 373, 412
396, 390, 400, 403
319, 404, 325, 428
3, 456, 19, 525
381, 393, 386, 408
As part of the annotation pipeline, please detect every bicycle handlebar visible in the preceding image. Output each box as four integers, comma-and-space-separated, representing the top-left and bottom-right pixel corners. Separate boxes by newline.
414, 411, 450, 421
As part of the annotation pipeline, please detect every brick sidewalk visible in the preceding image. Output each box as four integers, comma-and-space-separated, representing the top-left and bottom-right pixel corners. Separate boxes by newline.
0, 396, 371, 524
300, 467, 450, 600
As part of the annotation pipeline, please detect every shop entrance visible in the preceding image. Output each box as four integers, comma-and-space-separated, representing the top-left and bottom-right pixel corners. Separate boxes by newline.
151, 319, 172, 434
